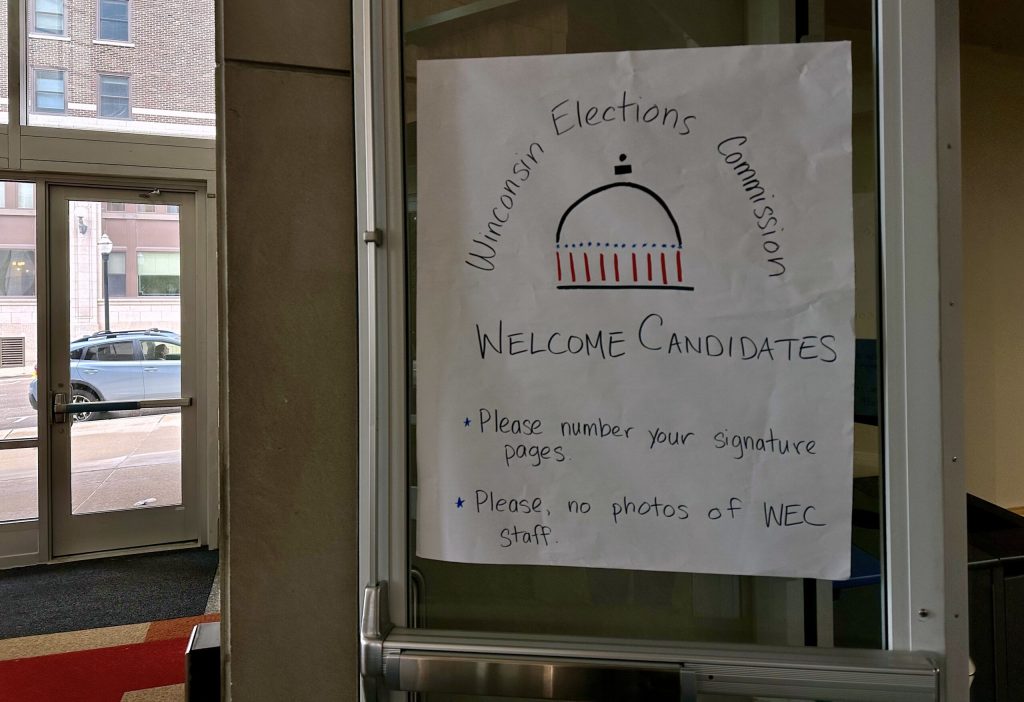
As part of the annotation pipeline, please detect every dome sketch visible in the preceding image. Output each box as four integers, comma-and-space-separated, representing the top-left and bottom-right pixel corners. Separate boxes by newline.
554, 155, 692, 290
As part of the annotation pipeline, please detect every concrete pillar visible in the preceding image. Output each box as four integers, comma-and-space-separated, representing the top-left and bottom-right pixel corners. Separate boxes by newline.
217, 1, 357, 699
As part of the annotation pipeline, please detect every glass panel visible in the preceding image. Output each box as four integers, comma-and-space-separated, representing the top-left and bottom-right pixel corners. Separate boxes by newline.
0, 448, 39, 522
34, 0, 65, 36
68, 200, 182, 515
34, 69, 65, 113
137, 251, 180, 296
0, 183, 38, 442
0, 182, 38, 524
98, 0, 129, 42
17, 185, 34, 210
403, 0, 881, 650
108, 250, 126, 296
98, 75, 130, 119
26, 0, 215, 137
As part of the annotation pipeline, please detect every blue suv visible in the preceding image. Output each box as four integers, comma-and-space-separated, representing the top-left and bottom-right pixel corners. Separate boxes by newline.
29, 329, 182, 421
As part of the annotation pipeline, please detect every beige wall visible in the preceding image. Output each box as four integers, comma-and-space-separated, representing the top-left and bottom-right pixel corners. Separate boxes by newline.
962, 44, 1024, 508
218, 0, 357, 699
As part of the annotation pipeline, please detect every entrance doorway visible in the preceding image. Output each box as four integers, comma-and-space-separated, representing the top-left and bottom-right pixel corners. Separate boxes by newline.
0, 181, 210, 564
47, 186, 199, 557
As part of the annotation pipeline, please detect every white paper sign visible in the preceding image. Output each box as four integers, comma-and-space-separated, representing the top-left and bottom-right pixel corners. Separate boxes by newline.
416, 43, 854, 579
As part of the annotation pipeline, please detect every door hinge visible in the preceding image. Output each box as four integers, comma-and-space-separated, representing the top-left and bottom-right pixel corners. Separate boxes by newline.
363, 229, 383, 246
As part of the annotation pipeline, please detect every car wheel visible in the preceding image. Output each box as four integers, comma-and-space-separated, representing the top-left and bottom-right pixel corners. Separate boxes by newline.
71, 387, 99, 422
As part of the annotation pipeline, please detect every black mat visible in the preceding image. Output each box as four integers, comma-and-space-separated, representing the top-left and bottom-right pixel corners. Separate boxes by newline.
0, 548, 219, 639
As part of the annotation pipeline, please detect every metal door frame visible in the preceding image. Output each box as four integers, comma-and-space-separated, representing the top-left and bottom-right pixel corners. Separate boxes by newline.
355, 0, 968, 699
46, 183, 201, 557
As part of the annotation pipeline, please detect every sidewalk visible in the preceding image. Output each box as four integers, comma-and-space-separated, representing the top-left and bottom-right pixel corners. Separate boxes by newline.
0, 413, 182, 522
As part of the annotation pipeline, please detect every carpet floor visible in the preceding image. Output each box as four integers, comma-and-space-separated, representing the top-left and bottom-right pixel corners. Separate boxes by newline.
0, 549, 219, 639
0, 614, 220, 702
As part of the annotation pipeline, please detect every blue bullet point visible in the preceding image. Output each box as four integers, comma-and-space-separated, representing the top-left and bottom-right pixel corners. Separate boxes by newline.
463, 417, 471, 427
456, 497, 465, 509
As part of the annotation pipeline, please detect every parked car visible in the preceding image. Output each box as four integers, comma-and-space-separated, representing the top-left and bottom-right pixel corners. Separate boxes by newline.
28, 329, 182, 421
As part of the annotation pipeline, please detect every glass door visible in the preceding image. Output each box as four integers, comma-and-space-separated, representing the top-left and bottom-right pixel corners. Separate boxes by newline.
47, 186, 198, 557
357, 0, 965, 699
403, 0, 881, 649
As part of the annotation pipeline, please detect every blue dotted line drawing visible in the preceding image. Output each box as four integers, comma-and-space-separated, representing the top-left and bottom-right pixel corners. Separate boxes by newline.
555, 242, 683, 250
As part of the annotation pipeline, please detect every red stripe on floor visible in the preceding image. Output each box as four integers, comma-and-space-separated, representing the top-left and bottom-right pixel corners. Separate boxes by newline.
0, 636, 188, 702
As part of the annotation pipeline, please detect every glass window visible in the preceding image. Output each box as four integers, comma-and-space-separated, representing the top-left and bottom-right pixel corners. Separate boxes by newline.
137, 251, 180, 296
0, 186, 6, 209
26, 0, 214, 137
107, 251, 126, 296
33, 0, 64, 36
167, 205, 180, 214
0, 249, 36, 296
83, 341, 135, 361
98, 74, 130, 119
402, 0, 882, 651
17, 184, 35, 209
105, 202, 126, 212
97, 0, 129, 42
137, 203, 156, 213
33, 68, 66, 113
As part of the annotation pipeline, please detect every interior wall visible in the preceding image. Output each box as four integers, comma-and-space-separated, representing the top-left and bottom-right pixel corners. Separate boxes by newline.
217, 0, 358, 699
961, 43, 1024, 508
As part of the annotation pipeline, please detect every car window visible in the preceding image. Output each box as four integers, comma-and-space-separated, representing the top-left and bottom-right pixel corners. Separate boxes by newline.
141, 340, 181, 361
70, 347, 83, 360
83, 341, 135, 361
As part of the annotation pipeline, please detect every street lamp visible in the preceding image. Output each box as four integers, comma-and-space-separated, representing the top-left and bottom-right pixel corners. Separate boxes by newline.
97, 232, 113, 332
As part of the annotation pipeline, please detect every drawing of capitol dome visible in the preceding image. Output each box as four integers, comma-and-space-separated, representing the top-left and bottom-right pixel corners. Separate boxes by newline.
555, 155, 691, 290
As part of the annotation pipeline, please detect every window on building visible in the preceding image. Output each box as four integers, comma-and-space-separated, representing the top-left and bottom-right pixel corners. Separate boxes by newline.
98, 74, 130, 119
137, 203, 156, 213
0, 186, 6, 209
33, 0, 65, 36
107, 251, 126, 296
167, 205, 180, 214
97, 0, 130, 42
33, 69, 66, 113
105, 202, 126, 212
17, 184, 35, 209
0, 250, 37, 296
137, 252, 180, 296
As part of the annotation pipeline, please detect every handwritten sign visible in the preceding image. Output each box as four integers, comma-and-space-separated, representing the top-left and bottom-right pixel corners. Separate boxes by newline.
415, 43, 854, 579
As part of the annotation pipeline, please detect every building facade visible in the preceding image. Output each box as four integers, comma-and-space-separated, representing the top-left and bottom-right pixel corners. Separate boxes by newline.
0, 0, 213, 371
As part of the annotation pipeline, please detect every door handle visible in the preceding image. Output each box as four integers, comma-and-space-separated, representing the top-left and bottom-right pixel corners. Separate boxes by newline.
360, 584, 940, 702
82, 369, 99, 375
385, 651, 685, 700
144, 367, 160, 372
54, 396, 192, 416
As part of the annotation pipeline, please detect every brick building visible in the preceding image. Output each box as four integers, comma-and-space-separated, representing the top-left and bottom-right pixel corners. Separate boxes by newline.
24, 0, 215, 137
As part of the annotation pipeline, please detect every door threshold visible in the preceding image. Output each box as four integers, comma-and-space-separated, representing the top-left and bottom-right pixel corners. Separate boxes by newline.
50, 539, 204, 564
